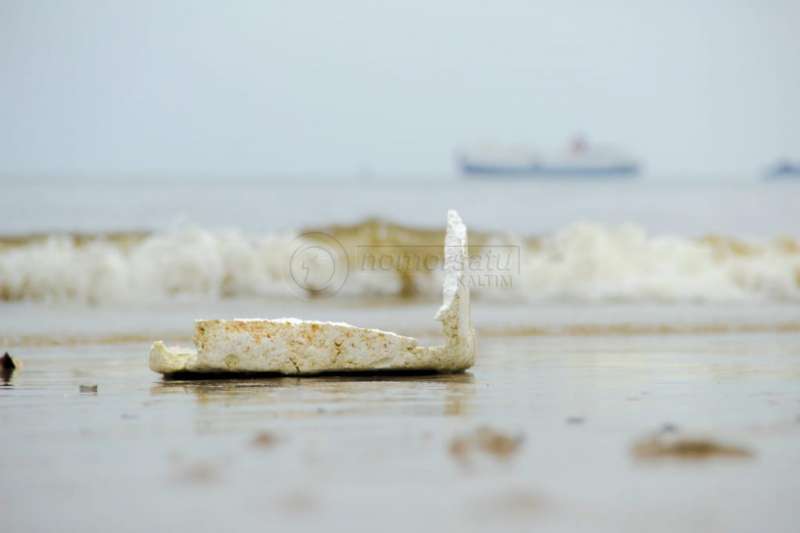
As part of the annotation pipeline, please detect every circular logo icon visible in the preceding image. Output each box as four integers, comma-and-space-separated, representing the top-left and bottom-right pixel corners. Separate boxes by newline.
287, 232, 349, 298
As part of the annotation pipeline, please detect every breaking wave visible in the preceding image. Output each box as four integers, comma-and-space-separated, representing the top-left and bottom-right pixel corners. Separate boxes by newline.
1, 219, 798, 304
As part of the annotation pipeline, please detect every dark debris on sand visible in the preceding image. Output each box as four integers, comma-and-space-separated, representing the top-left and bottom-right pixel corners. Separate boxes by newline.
1, 352, 16, 370
450, 426, 524, 463
251, 431, 278, 449
632, 428, 753, 461
1, 352, 17, 383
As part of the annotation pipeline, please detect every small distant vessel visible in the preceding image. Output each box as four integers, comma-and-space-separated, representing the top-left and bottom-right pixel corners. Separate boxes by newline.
457, 136, 640, 178
764, 160, 800, 180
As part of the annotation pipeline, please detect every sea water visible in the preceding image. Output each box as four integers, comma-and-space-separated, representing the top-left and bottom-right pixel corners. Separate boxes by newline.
0, 178, 798, 306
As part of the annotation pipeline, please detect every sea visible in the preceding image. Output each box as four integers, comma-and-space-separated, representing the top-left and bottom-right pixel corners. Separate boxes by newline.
1, 177, 798, 307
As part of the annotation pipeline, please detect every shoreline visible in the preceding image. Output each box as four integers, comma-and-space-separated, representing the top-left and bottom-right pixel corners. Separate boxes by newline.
3, 299, 800, 348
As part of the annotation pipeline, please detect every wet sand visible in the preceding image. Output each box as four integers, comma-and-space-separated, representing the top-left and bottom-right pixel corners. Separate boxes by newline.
2, 329, 799, 533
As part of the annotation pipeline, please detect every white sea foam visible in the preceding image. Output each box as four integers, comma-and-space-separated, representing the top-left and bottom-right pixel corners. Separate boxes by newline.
519, 223, 800, 302
0, 229, 299, 304
1, 222, 798, 304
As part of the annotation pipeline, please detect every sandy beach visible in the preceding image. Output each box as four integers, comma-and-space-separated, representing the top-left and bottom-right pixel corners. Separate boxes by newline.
2, 298, 800, 533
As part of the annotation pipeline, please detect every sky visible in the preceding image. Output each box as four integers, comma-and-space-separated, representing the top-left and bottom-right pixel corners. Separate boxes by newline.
1, 0, 798, 181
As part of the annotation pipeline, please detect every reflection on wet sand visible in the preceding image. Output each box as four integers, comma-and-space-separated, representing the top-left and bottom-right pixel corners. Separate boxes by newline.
150, 372, 476, 418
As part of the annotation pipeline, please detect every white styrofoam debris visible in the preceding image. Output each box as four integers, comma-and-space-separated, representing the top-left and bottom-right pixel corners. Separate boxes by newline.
149, 210, 476, 375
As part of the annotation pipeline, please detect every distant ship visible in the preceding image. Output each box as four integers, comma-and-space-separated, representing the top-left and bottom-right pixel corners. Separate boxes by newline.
764, 160, 800, 180
457, 136, 640, 178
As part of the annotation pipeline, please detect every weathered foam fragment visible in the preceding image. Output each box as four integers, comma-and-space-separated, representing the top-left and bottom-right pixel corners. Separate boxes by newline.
149, 210, 476, 375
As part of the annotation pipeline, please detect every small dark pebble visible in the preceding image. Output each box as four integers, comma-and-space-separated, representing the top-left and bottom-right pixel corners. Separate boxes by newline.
1, 352, 16, 383
79, 384, 98, 393
566, 416, 585, 425
1, 352, 16, 370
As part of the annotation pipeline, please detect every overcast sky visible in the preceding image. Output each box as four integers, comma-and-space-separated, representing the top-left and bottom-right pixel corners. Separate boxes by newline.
1, 0, 798, 180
